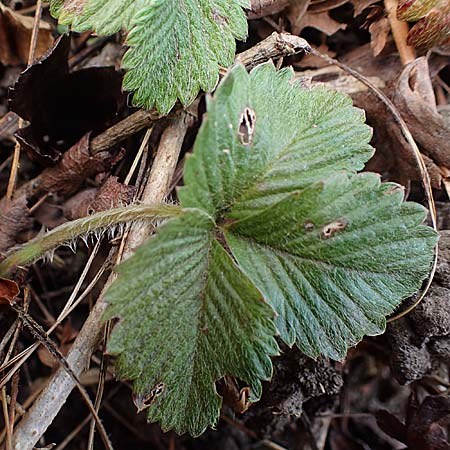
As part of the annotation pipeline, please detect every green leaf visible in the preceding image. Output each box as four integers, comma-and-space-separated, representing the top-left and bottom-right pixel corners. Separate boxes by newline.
105, 209, 278, 436
178, 62, 374, 218
49, 0, 248, 113
104, 62, 436, 435
224, 173, 437, 359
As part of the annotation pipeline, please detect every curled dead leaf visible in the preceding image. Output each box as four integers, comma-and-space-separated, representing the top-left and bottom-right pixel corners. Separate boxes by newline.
22, 133, 126, 200
369, 16, 390, 56
392, 57, 450, 168
248, 0, 290, 19
9, 35, 124, 166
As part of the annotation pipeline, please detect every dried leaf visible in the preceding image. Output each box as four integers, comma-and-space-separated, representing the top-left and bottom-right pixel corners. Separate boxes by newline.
30, 133, 125, 198
351, 0, 381, 16
377, 394, 450, 450
0, 2, 53, 66
308, 0, 348, 13
287, 0, 310, 35
392, 57, 450, 168
9, 35, 124, 165
247, 0, 290, 19
369, 16, 390, 56
0, 278, 19, 304
0, 196, 32, 252
88, 176, 135, 214
290, 10, 347, 35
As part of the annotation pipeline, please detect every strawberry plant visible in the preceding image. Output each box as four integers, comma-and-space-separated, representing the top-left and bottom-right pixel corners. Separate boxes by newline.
0, 61, 437, 436
398, 0, 450, 48
48, 0, 248, 113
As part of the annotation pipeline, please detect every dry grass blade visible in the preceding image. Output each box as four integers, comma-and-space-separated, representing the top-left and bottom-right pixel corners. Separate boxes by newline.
5, 0, 43, 202
0, 245, 107, 389
9, 302, 114, 450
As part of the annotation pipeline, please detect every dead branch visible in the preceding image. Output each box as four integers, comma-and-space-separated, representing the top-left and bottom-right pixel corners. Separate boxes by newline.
236, 32, 311, 70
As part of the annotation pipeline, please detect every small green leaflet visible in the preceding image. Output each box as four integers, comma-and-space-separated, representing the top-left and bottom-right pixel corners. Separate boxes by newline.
105, 62, 437, 435
49, 0, 249, 113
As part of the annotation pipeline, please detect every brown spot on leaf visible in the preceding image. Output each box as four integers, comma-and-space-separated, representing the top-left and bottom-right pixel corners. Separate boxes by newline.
320, 219, 348, 239
238, 107, 256, 146
212, 8, 228, 26
384, 185, 404, 196
133, 382, 166, 412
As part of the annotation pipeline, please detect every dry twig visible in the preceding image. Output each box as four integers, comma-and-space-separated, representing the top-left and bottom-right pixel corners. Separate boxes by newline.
384, 0, 416, 65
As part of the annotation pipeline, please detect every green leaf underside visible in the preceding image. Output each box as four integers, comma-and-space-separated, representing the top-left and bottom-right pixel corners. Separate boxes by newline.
104, 62, 436, 435
178, 63, 374, 218
50, 0, 248, 113
105, 210, 278, 436
225, 173, 437, 359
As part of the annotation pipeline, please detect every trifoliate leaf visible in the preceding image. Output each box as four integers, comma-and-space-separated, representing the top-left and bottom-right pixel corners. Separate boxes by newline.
49, 0, 248, 113
224, 173, 437, 359
104, 62, 436, 436
178, 62, 374, 218
105, 209, 278, 436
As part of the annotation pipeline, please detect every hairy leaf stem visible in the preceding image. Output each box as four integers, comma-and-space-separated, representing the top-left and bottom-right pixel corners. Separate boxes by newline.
0, 203, 182, 276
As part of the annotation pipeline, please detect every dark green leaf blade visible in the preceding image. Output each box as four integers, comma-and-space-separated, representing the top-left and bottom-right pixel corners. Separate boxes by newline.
178, 62, 374, 217
105, 209, 278, 435
225, 173, 437, 359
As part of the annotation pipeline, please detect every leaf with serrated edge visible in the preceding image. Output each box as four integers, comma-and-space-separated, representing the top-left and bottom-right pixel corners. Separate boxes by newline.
397, 0, 443, 21
178, 62, 374, 218
49, 0, 248, 113
105, 209, 278, 436
224, 173, 437, 359
103, 62, 436, 435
